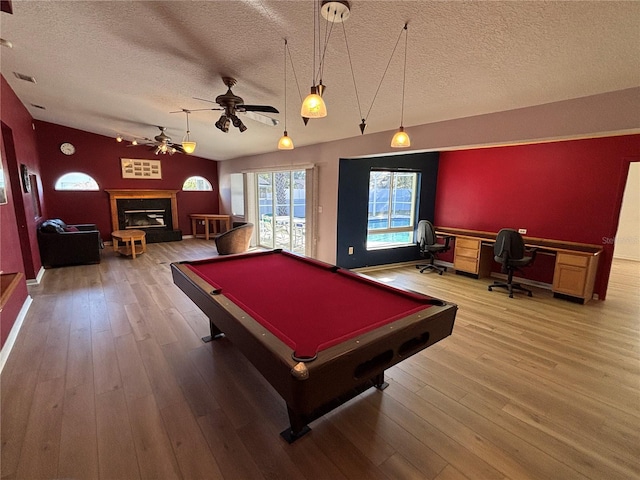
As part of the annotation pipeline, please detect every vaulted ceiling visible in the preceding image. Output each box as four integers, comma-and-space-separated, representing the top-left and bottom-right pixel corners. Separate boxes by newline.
2, 1, 639, 160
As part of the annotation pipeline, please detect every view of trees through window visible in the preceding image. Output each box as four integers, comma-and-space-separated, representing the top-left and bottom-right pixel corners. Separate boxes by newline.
54, 172, 99, 191
257, 170, 306, 254
367, 170, 418, 248
182, 176, 213, 191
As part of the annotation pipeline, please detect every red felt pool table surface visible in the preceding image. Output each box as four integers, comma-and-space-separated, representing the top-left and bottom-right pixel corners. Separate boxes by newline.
185, 250, 437, 359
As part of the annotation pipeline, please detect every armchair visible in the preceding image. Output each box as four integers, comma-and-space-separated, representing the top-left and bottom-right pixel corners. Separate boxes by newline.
37, 219, 102, 268
214, 222, 254, 255
488, 229, 537, 298
415, 220, 452, 275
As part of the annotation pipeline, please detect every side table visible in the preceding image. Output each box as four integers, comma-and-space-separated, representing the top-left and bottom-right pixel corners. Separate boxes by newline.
112, 229, 147, 259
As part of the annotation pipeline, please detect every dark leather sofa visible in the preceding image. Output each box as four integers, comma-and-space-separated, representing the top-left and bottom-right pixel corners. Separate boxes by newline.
37, 219, 103, 268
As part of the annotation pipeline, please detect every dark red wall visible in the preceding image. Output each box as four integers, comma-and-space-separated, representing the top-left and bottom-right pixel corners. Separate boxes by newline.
435, 135, 640, 299
1, 76, 41, 346
34, 121, 220, 238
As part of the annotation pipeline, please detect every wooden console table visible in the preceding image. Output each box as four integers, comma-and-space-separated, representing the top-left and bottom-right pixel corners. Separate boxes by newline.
436, 227, 603, 303
112, 229, 147, 259
190, 214, 231, 240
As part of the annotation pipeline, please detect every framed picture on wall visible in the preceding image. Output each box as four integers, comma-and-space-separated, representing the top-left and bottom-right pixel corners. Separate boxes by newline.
20, 164, 31, 193
30, 174, 41, 218
121, 158, 162, 179
0, 154, 7, 205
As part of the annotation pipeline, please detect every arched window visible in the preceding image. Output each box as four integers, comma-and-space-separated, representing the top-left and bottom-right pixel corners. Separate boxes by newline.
182, 176, 213, 191
54, 172, 99, 191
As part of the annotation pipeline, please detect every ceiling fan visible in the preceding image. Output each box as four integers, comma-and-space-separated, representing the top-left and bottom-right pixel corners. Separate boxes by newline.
193, 77, 279, 132
133, 126, 184, 155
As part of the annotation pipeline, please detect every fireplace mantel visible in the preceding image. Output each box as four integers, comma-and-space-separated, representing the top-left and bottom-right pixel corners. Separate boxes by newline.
106, 189, 179, 231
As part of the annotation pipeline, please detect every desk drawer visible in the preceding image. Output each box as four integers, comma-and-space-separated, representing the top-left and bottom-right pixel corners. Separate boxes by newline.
456, 237, 481, 250
457, 246, 480, 259
454, 256, 479, 274
557, 253, 588, 268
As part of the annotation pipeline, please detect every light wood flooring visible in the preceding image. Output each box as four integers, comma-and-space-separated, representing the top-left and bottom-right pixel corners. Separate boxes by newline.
1, 239, 639, 479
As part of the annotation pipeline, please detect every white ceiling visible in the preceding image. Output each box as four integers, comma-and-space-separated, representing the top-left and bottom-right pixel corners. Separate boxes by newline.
1, 1, 639, 161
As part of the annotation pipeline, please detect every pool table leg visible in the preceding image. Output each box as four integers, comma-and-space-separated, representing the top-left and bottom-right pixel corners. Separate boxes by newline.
374, 372, 389, 390
202, 319, 225, 343
280, 408, 311, 444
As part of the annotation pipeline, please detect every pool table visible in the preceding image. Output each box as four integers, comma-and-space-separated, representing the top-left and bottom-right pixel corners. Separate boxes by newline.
171, 249, 457, 442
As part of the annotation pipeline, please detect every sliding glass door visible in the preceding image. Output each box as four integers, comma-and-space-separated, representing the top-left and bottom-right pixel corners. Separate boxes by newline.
256, 170, 306, 254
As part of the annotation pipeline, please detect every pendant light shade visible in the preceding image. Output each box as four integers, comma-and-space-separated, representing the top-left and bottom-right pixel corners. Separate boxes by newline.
181, 110, 196, 154
181, 140, 196, 154
390, 126, 410, 148
301, 86, 327, 118
278, 131, 294, 150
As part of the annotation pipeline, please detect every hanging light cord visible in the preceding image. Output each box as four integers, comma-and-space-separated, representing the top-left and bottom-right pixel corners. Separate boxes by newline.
400, 23, 408, 127
283, 39, 288, 130
312, 0, 317, 85
342, 21, 363, 122
185, 110, 191, 138
364, 23, 407, 122
317, 2, 337, 82
286, 40, 304, 103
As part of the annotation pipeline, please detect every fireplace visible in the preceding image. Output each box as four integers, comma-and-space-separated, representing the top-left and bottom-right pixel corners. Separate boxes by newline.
124, 209, 166, 229
106, 189, 182, 243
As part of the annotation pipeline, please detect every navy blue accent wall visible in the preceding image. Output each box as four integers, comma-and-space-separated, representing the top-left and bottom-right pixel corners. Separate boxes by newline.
336, 152, 439, 268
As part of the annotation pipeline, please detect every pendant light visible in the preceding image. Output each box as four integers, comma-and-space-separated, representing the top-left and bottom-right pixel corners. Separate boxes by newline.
301, 1, 327, 118
391, 23, 410, 148
181, 110, 197, 154
278, 39, 295, 150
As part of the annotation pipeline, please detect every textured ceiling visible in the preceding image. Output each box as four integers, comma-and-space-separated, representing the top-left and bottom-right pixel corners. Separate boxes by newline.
1, 1, 639, 161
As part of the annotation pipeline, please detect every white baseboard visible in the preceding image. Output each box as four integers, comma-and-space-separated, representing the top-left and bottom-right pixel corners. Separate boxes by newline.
26, 267, 45, 286
0, 295, 33, 374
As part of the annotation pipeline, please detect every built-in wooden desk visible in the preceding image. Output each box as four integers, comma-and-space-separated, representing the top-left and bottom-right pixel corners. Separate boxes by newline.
190, 214, 231, 240
436, 227, 603, 303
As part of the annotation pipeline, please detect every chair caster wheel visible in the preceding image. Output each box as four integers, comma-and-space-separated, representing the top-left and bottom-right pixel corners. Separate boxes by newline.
438, 271, 443, 276
509, 294, 514, 298
488, 286, 492, 291
528, 292, 533, 297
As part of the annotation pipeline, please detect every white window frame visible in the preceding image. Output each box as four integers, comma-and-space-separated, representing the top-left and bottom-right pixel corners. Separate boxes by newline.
366, 170, 419, 250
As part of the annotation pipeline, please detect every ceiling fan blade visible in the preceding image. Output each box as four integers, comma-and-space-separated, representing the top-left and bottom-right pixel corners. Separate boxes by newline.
240, 111, 279, 127
193, 96, 217, 104
239, 105, 279, 114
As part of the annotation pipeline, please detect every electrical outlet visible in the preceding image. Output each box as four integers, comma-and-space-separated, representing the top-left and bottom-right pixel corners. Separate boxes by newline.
348, 246, 354, 255
518, 228, 527, 234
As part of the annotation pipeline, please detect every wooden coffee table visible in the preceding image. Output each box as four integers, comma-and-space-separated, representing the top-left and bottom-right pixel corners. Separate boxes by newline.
112, 229, 146, 259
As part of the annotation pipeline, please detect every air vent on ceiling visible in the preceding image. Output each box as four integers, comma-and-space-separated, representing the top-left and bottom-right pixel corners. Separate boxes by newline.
30, 103, 46, 110
13, 72, 36, 83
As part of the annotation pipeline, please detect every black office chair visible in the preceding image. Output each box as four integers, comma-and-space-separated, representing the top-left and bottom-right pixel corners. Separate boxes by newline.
488, 229, 537, 298
415, 220, 452, 275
